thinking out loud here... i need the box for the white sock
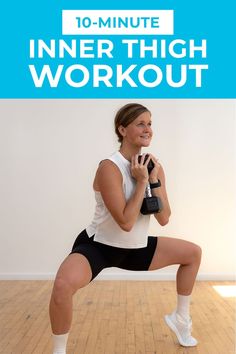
[176,294,191,321]
[52,333,69,354]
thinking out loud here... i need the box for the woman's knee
[190,243,202,263]
[52,271,88,304]
[51,276,74,305]
[52,254,93,299]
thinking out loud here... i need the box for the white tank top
[86,151,150,248]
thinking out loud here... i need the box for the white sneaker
[164,311,198,347]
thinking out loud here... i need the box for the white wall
[0,99,235,280]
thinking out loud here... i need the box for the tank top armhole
[96,158,124,186]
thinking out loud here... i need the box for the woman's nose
[144,124,152,132]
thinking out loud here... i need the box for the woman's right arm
[95,155,150,232]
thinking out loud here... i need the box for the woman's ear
[118,125,126,138]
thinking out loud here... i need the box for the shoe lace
[177,313,193,337]
[185,321,192,337]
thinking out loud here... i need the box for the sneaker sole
[164,314,197,347]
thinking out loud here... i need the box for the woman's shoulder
[94,158,123,191]
[97,158,121,175]
[97,151,120,170]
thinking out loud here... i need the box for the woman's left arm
[148,154,171,226]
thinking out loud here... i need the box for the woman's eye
[137,122,152,127]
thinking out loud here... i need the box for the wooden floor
[0,281,235,354]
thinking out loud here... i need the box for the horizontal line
[0,272,235,281]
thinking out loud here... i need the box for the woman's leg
[49,253,92,353]
[148,237,202,347]
[49,253,92,334]
[149,237,202,294]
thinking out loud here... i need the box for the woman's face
[121,111,153,147]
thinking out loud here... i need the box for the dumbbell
[138,154,155,174]
[138,154,162,215]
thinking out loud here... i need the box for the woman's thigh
[54,253,93,294]
[148,236,201,271]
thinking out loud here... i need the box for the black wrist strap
[150,179,161,189]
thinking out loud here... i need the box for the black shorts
[70,229,158,280]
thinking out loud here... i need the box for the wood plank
[0,280,235,353]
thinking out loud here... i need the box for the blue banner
[0,0,235,98]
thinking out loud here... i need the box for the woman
[49,103,202,353]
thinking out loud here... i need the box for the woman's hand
[148,154,161,183]
[131,154,151,183]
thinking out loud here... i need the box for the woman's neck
[119,144,141,162]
